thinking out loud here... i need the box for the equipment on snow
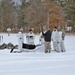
[10,43,41,53]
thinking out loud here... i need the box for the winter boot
[45,50,48,53]
[49,49,51,53]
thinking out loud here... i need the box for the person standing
[0,35,1,44]
[55,26,62,52]
[51,27,57,51]
[0,35,3,45]
[42,27,52,53]
[27,29,35,45]
[17,29,24,52]
[39,32,44,45]
[61,29,66,52]
[1,35,3,44]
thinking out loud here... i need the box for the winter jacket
[17,32,24,43]
[27,33,35,45]
[17,31,24,51]
[55,31,62,42]
[42,30,52,42]
[51,30,57,41]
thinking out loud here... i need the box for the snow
[0,33,75,75]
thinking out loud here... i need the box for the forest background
[0,0,75,33]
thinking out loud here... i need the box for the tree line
[0,0,74,33]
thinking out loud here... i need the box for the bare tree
[0,0,16,31]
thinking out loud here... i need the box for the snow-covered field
[0,33,75,75]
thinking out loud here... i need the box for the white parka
[55,31,62,42]
[51,30,62,42]
[27,32,35,45]
[51,30,57,42]
[17,32,24,51]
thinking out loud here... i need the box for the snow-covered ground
[0,33,75,75]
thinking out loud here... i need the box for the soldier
[17,29,24,52]
[55,26,62,52]
[39,31,44,45]
[61,29,66,52]
[27,29,35,45]
[42,27,52,53]
[0,35,1,44]
[51,27,57,51]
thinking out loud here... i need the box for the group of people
[42,26,66,53]
[17,26,66,53]
[17,29,35,52]
[51,26,66,53]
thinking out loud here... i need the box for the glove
[40,39,41,41]
[57,42,59,43]
[20,38,22,39]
